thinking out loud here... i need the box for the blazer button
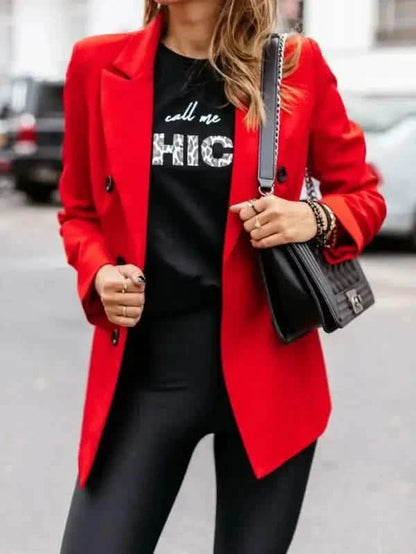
[111,328,120,346]
[276,166,288,183]
[116,255,126,265]
[105,175,114,192]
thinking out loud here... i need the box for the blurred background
[0,1,415,553]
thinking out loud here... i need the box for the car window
[36,84,64,117]
[9,79,29,115]
[344,96,416,133]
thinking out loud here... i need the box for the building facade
[1,0,415,94]
[304,0,416,94]
[0,0,144,84]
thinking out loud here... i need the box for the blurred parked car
[345,95,416,246]
[0,116,7,149]
[0,115,12,175]
[3,76,63,203]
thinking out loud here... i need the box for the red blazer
[58,13,386,488]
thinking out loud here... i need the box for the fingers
[117,264,146,287]
[243,210,271,232]
[101,291,145,307]
[96,264,147,327]
[119,279,139,294]
[107,313,143,327]
[100,270,145,296]
[246,220,276,241]
[229,196,273,220]
[246,214,295,246]
[230,196,308,248]
[102,279,141,295]
[250,233,289,249]
[239,209,292,246]
[105,301,144,327]
[99,266,146,301]
[109,304,144,319]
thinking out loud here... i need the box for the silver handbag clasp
[346,289,364,315]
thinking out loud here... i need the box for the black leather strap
[258,34,285,194]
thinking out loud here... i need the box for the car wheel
[25,185,52,204]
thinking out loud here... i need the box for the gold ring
[247,199,260,214]
[123,305,127,318]
[254,215,262,229]
[121,280,128,293]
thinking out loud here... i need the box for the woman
[58,0,386,552]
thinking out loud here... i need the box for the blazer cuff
[321,194,365,264]
[77,245,114,329]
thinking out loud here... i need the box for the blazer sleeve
[57,41,114,329]
[307,38,387,263]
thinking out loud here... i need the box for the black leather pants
[60,303,316,553]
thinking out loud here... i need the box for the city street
[1,188,415,554]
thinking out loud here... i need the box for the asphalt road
[1,188,415,554]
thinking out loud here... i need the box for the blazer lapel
[100,11,261,267]
[100,14,164,267]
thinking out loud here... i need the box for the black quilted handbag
[258,33,375,344]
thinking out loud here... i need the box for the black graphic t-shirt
[143,41,235,317]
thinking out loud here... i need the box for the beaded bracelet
[318,202,332,232]
[303,199,326,248]
[319,202,338,249]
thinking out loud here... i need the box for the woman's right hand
[94,264,146,327]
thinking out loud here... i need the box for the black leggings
[60,303,316,554]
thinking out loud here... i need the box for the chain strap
[305,168,318,201]
[272,33,287,195]
[259,34,287,197]
[267,33,317,202]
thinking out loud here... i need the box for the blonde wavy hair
[144,0,302,130]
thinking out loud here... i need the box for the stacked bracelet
[302,199,338,249]
[319,202,338,248]
[303,199,326,248]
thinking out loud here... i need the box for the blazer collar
[111,12,165,79]
[101,11,260,268]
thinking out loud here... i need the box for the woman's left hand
[229,196,320,248]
